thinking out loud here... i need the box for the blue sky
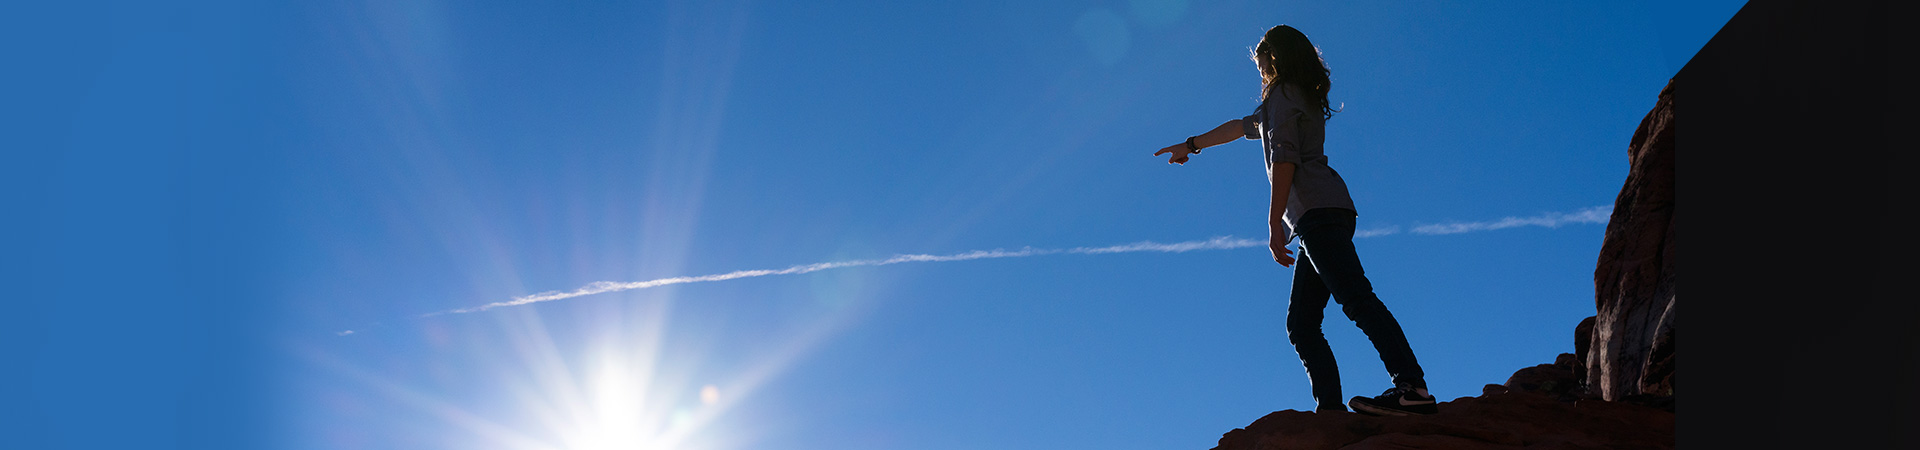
[7,1,1738,449]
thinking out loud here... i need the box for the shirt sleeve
[1263,94,1306,166]
[1241,113,1261,140]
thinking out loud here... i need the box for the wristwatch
[1185,136,1202,154]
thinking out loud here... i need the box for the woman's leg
[1294,208,1427,390]
[1287,246,1344,410]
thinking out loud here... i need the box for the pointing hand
[1155,143,1195,165]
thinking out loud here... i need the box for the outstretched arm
[1155,118,1250,165]
[1193,118,1250,149]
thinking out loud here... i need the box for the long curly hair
[1252,25,1338,119]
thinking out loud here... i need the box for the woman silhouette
[1154,25,1435,415]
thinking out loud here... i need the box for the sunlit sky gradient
[9,1,1740,449]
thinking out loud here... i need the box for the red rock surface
[1210,346,1670,450]
[1210,393,1673,450]
[1589,80,1676,401]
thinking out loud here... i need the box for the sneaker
[1349,387,1438,416]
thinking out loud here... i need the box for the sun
[558,356,660,450]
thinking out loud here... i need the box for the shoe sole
[1349,401,1436,416]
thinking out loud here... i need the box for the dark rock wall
[1589,81,1676,401]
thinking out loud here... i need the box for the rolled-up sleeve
[1263,101,1306,165]
[1241,114,1261,140]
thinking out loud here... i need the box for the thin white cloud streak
[423,206,1609,317]
[1355,226,1401,238]
[431,236,1266,315]
[1406,205,1612,235]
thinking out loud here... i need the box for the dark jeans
[1286,208,1426,410]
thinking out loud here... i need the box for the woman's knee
[1339,295,1389,318]
[1286,315,1325,341]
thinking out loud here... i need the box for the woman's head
[1252,25,1336,118]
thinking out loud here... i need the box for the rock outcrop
[1208,82,1677,450]
[1212,391,1672,450]
[1211,344,1673,450]
[1589,80,1676,401]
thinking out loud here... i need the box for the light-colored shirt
[1242,83,1357,244]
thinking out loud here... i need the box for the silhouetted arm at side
[1269,161,1296,267]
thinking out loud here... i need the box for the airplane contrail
[413,206,1611,318]
[1408,205,1612,235]
[429,236,1268,315]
